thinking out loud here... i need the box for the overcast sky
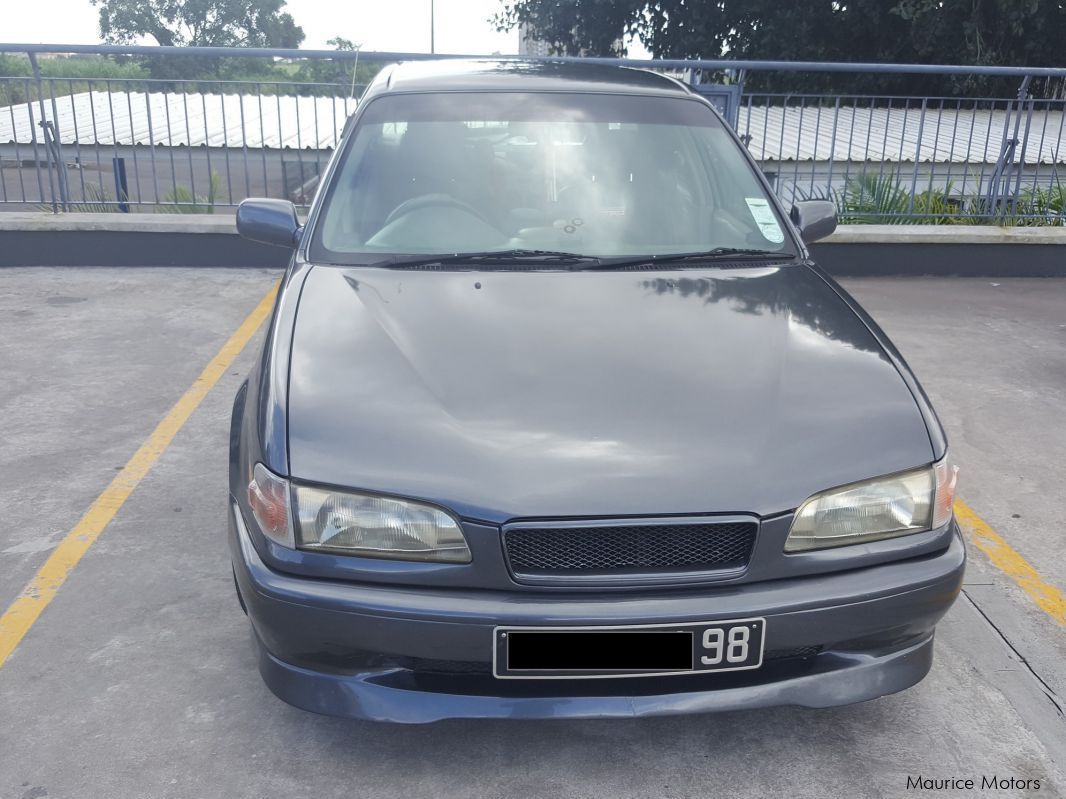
[3,0,523,53]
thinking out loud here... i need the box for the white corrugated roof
[738,105,1066,164]
[0,91,357,149]
[2,91,1063,163]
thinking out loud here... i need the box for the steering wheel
[383,193,494,228]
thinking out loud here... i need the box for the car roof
[363,59,696,100]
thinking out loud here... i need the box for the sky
[3,0,519,53]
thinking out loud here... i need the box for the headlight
[293,484,471,563]
[785,456,957,552]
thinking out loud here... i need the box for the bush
[0,54,149,105]
[156,172,220,214]
[38,183,125,213]
[833,174,1065,226]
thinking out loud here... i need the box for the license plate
[493,618,765,679]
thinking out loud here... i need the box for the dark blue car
[229,60,963,722]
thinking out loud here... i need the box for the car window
[311,91,792,263]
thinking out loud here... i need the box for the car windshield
[310,91,795,264]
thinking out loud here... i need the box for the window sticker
[745,197,785,244]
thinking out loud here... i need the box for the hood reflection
[641,270,881,355]
[286,264,929,521]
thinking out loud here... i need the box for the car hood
[287,264,933,522]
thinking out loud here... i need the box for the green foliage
[0,54,149,105]
[290,38,382,96]
[93,0,304,48]
[1023,180,1065,217]
[0,47,370,100]
[835,174,962,225]
[39,55,148,81]
[993,180,1066,226]
[0,55,28,77]
[91,0,304,80]
[497,0,1066,95]
[157,172,220,213]
[38,183,125,213]
[0,54,126,81]
[495,0,637,57]
[833,174,1066,226]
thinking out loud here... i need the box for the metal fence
[738,91,1065,223]
[1,43,1064,224]
[0,75,359,211]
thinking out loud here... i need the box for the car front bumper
[229,503,965,723]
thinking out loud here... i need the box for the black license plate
[493,618,765,679]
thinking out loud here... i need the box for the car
[229,59,963,723]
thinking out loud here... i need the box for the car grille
[504,520,757,584]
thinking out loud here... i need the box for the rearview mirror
[789,200,837,244]
[236,198,301,248]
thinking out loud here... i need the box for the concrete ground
[0,269,1063,799]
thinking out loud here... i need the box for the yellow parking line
[4,297,1061,668]
[0,282,279,669]
[955,498,1066,626]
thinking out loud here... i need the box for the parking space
[0,268,277,613]
[0,269,1063,798]
[846,277,1066,707]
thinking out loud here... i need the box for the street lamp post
[430,0,435,54]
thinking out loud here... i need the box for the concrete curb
[823,225,1066,245]
[0,212,235,235]
[1,213,1064,273]
[4,213,1066,243]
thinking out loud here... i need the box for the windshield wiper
[368,249,601,269]
[575,247,794,270]
[363,247,791,271]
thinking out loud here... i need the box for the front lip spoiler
[231,501,963,722]
[252,629,937,723]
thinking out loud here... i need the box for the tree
[92,0,305,80]
[93,0,304,48]
[496,0,640,56]
[496,0,1066,95]
[292,38,383,96]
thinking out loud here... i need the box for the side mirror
[236,198,301,248]
[789,200,837,244]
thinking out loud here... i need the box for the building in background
[518,22,551,57]
[2,86,1062,215]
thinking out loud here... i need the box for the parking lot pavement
[0,267,278,614]
[0,269,1063,799]
[843,277,1066,708]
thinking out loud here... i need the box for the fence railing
[1,43,1064,223]
[0,76,359,211]
[738,91,1065,224]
